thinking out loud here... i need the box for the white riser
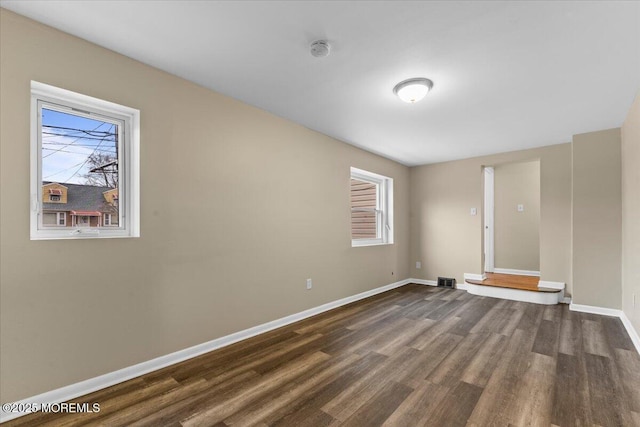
[463,281,562,305]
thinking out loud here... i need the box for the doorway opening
[483,160,540,276]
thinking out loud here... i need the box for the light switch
[470,208,477,216]
[517,204,524,212]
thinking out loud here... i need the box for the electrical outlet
[470,208,477,216]
[306,278,312,290]
[517,204,524,212]
[416,261,422,269]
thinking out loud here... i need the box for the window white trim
[350,167,393,247]
[30,81,140,240]
[57,212,66,226]
[483,166,495,272]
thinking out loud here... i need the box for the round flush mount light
[310,40,331,58]
[393,78,434,103]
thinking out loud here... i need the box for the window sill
[351,240,393,248]
[31,229,139,240]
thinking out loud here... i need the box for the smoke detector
[310,40,331,58]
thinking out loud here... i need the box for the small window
[30,82,139,239]
[103,213,117,227]
[42,212,66,227]
[350,167,393,247]
[42,212,57,226]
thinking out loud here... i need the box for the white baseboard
[538,280,565,290]
[456,282,470,291]
[569,303,621,317]
[620,311,640,356]
[570,303,640,355]
[409,279,437,286]
[493,268,540,277]
[1,278,413,423]
[464,272,486,281]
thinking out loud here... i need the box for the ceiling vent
[310,40,330,58]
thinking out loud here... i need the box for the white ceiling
[2,1,639,166]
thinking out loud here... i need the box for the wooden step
[462,273,564,305]
[465,273,561,293]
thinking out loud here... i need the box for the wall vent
[437,277,456,288]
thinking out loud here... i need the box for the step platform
[462,273,564,305]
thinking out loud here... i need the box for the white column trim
[484,166,495,273]
[538,280,565,290]
[464,272,486,281]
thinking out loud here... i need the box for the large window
[30,81,139,240]
[350,167,393,247]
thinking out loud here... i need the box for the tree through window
[31,81,139,239]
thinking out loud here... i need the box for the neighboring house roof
[42,181,117,214]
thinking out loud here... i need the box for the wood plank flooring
[465,272,561,293]
[5,284,639,427]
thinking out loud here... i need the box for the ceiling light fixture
[393,78,433,103]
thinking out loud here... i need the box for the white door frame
[484,166,494,273]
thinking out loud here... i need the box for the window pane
[350,178,378,239]
[42,212,57,226]
[351,210,378,239]
[41,107,120,229]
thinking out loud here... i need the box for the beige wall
[410,144,572,292]
[622,93,640,333]
[0,10,410,402]
[572,129,622,309]
[494,160,540,271]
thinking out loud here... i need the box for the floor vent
[437,277,456,288]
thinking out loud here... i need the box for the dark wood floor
[5,284,640,426]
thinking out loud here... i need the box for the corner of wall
[621,90,640,334]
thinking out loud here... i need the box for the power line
[63,124,115,183]
[42,120,114,159]
[43,160,88,179]
[42,124,116,136]
[43,147,116,155]
[42,131,117,142]
[43,141,116,149]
